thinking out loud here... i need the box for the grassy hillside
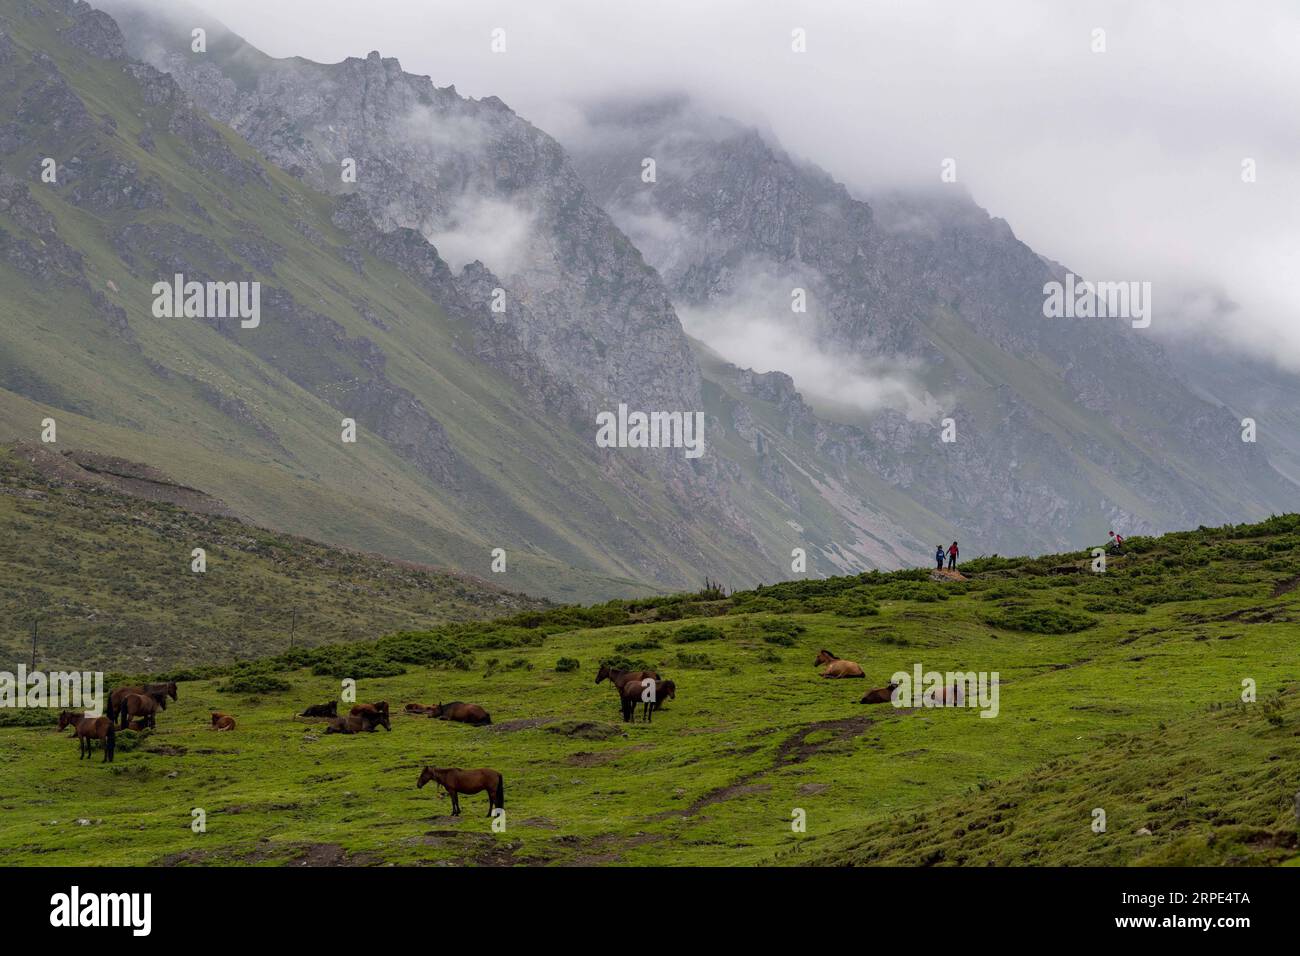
[0,443,546,671]
[0,0,788,603]
[1,515,1296,866]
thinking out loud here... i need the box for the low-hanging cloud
[125,0,1300,370]
[424,194,535,277]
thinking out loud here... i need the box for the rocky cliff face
[569,96,1298,552]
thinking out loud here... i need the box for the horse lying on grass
[815,650,865,678]
[428,702,491,725]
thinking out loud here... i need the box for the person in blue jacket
[935,545,945,570]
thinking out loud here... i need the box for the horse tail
[496,775,505,808]
[105,723,115,762]
[106,693,116,722]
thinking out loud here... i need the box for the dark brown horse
[860,681,899,704]
[118,692,164,729]
[299,701,337,718]
[58,711,115,762]
[324,708,388,734]
[108,682,176,720]
[595,664,661,690]
[619,677,675,723]
[428,702,491,726]
[417,766,504,816]
[814,650,865,678]
[349,701,390,729]
[211,712,236,731]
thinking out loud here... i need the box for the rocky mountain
[568,95,1299,550]
[2,0,1292,617]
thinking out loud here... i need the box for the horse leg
[451,792,461,816]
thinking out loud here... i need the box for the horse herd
[54,649,898,816]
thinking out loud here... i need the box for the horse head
[814,649,837,666]
[57,710,76,731]
[594,663,611,685]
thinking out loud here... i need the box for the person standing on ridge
[935,545,945,570]
[947,541,959,570]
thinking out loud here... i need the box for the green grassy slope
[0,443,547,670]
[1,515,1296,866]
[0,0,777,603]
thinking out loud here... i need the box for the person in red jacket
[1108,530,1124,553]
[947,541,959,570]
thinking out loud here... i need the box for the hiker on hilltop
[947,541,959,570]
[1108,530,1124,553]
[935,545,945,570]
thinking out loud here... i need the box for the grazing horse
[324,708,388,734]
[58,711,115,762]
[210,712,236,731]
[404,703,436,715]
[108,682,177,720]
[619,678,676,723]
[860,682,900,705]
[428,702,491,726]
[299,701,337,718]
[815,650,865,679]
[595,664,661,690]
[118,692,164,729]
[417,766,504,817]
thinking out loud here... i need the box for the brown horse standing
[595,664,660,690]
[428,702,491,726]
[815,650,865,679]
[417,766,504,817]
[210,712,236,731]
[108,682,177,721]
[118,692,164,729]
[619,677,676,723]
[58,711,115,762]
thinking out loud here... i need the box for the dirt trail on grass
[649,713,879,820]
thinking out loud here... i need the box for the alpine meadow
[0,0,1297,927]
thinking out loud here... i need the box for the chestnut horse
[118,692,164,729]
[417,766,504,816]
[58,711,115,762]
[595,664,660,690]
[860,681,899,704]
[108,682,176,720]
[349,701,390,729]
[428,702,491,726]
[619,677,676,723]
[815,649,865,679]
[324,709,388,733]
[211,712,236,731]
[404,703,436,715]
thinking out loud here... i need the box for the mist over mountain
[1,0,1295,612]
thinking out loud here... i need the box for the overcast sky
[130,0,1300,368]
